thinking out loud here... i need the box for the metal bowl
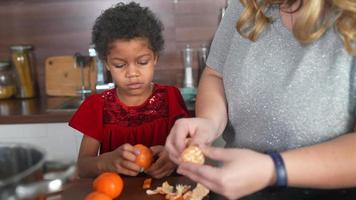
[0,143,76,200]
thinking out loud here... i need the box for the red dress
[69,84,190,154]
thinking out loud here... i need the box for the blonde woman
[166,0,356,199]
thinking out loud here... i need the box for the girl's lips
[127,83,143,89]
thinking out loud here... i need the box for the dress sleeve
[167,86,191,128]
[206,0,243,74]
[68,94,104,142]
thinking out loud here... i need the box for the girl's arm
[77,136,141,178]
[76,136,103,178]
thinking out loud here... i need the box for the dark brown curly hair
[92,2,165,61]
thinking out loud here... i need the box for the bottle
[180,45,196,103]
[10,45,37,98]
[183,44,194,88]
[197,44,209,84]
[218,0,228,23]
[0,61,16,99]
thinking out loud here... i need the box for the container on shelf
[0,60,16,99]
[10,44,37,98]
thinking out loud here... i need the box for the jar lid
[0,61,10,70]
[10,45,33,51]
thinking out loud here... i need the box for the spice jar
[0,61,16,99]
[10,45,37,98]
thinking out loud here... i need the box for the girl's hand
[177,146,276,200]
[165,118,219,164]
[145,145,176,179]
[100,143,141,176]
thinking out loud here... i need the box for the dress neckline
[114,83,157,109]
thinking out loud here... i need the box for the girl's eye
[113,63,125,68]
[138,60,149,65]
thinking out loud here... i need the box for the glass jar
[0,61,16,99]
[10,45,37,98]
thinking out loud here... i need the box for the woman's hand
[165,118,219,163]
[99,143,141,176]
[145,145,176,179]
[177,146,276,200]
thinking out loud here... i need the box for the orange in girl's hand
[93,172,124,199]
[85,191,112,200]
[134,144,153,171]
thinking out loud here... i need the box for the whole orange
[84,191,112,200]
[134,144,153,171]
[93,172,124,199]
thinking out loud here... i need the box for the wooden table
[53,175,198,200]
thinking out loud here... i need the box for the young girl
[69,2,189,179]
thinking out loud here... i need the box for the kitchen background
[0,0,226,96]
[0,0,226,161]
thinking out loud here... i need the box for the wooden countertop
[52,175,202,200]
[47,176,356,200]
[0,97,75,124]
[0,97,195,124]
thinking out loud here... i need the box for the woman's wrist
[266,151,288,187]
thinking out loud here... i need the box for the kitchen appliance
[0,143,76,200]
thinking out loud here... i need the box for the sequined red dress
[69,84,190,154]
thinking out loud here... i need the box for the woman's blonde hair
[236,0,356,55]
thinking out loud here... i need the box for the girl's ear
[105,62,110,71]
[153,55,158,65]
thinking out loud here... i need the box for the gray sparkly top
[206,0,356,152]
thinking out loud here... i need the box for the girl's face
[106,38,157,101]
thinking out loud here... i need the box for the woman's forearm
[283,132,356,188]
[196,66,228,138]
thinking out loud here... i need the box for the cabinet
[0,123,82,162]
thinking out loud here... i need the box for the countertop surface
[0,97,195,124]
[0,97,76,124]
[47,175,356,200]
[52,175,202,200]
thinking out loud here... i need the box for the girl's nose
[126,65,139,78]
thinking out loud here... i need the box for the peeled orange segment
[180,145,205,165]
[190,183,209,200]
[143,178,152,189]
[180,145,209,200]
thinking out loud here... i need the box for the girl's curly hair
[92,2,164,61]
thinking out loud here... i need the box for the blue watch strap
[267,151,288,187]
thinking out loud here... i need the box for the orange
[93,172,124,199]
[84,191,112,200]
[134,144,153,170]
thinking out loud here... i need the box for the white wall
[0,123,82,162]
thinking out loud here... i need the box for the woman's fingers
[165,119,191,163]
[200,145,234,162]
[177,162,221,191]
